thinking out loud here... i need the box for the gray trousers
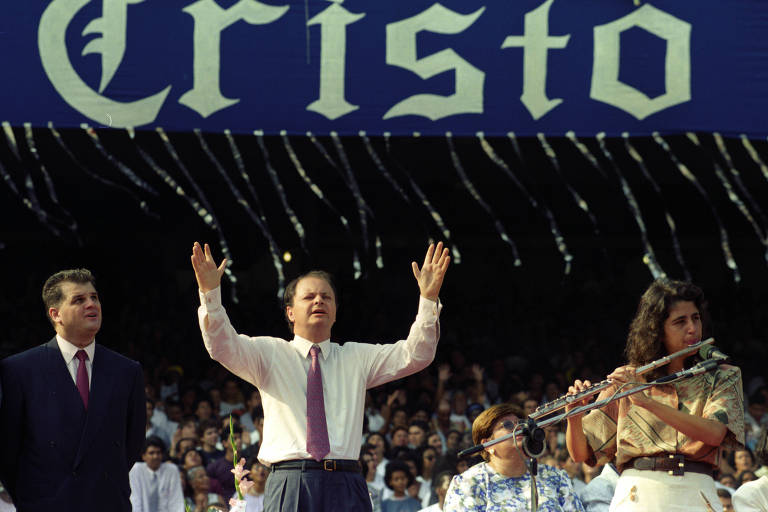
[265,467,373,512]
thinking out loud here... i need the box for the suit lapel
[74,344,114,469]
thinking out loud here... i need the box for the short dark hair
[42,268,97,325]
[384,460,414,489]
[143,435,166,455]
[197,419,220,438]
[716,488,732,499]
[282,270,337,332]
[471,403,525,462]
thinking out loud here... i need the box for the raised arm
[412,242,450,301]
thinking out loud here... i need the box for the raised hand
[411,242,451,301]
[438,364,453,382]
[191,242,227,293]
[471,364,484,381]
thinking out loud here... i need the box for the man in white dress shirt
[129,436,185,512]
[191,241,451,512]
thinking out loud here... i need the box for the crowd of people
[2,249,768,511]
[112,347,766,512]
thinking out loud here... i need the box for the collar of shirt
[290,334,331,359]
[56,334,96,365]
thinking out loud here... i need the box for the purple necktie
[75,350,89,410]
[306,345,329,461]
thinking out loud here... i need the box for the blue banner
[3,0,767,136]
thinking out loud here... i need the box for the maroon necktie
[306,345,329,461]
[75,350,89,410]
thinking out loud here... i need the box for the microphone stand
[457,358,722,512]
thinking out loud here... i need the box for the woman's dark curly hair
[624,278,710,381]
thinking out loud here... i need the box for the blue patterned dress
[443,462,585,512]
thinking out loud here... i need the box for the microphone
[698,344,730,361]
[655,359,720,384]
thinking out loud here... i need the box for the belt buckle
[667,454,685,476]
[323,460,336,471]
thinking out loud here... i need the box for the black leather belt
[271,459,362,472]
[625,454,713,477]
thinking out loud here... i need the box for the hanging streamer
[359,131,411,204]
[280,131,361,279]
[156,127,239,302]
[360,132,436,259]
[446,132,521,266]
[253,130,308,254]
[48,123,157,218]
[23,124,82,245]
[740,135,768,184]
[383,133,462,264]
[594,133,666,279]
[330,131,383,269]
[713,133,768,231]
[2,122,63,238]
[222,129,286,298]
[81,124,159,196]
[687,134,768,264]
[194,129,286,297]
[127,127,238,302]
[477,132,572,274]
[564,133,607,180]
[535,133,602,241]
[652,133,741,283]
[622,134,690,281]
[0,144,54,245]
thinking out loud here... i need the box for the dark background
[1,128,766,391]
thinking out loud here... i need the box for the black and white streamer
[383,133,462,264]
[446,132,521,266]
[477,132,572,274]
[2,122,64,238]
[23,124,81,245]
[254,130,308,254]
[49,123,157,218]
[652,133,741,283]
[687,134,768,264]
[280,131,361,279]
[622,134,691,281]
[594,133,666,279]
[535,133,602,243]
[329,132,383,269]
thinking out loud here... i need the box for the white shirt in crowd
[732,475,768,512]
[129,461,185,512]
[198,286,441,465]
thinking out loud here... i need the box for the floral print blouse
[443,462,585,512]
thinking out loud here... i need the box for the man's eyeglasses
[424,455,435,461]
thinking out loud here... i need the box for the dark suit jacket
[0,338,145,511]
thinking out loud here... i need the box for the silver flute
[529,337,715,420]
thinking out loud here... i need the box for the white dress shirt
[56,335,95,388]
[198,286,441,465]
[732,475,768,512]
[129,462,185,512]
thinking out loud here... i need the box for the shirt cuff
[417,295,442,318]
[199,286,223,311]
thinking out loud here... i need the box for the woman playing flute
[565,279,744,511]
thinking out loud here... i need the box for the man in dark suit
[0,268,145,511]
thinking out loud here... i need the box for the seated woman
[443,403,584,511]
[185,466,225,512]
